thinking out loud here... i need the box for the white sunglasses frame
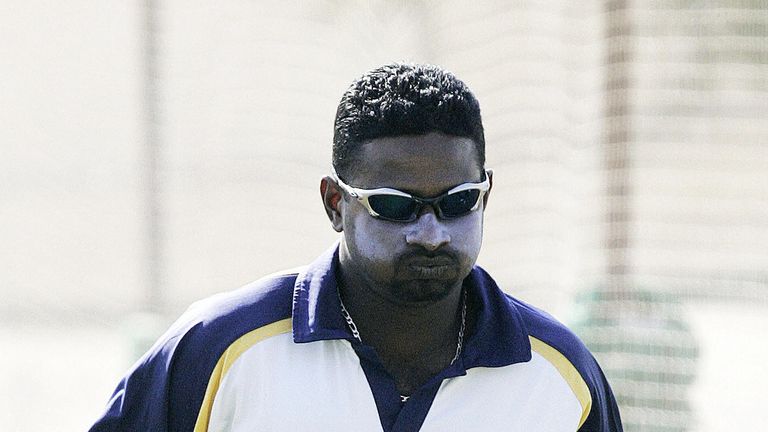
[330,167,492,222]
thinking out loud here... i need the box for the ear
[482,169,493,209]
[320,176,344,232]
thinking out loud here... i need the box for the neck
[337,263,465,391]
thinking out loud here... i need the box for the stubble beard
[387,278,460,304]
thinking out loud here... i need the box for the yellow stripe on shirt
[529,336,593,428]
[193,318,293,432]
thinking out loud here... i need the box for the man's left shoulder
[505,294,598,375]
[504,294,624,430]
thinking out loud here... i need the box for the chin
[390,279,457,305]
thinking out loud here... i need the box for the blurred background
[1,1,766,430]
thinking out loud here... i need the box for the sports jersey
[90,244,623,431]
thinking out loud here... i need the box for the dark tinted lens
[439,189,480,217]
[368,195,419,221]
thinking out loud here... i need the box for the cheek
[448,213,484,260]
[456,212,483,237]
[345,211,404,265]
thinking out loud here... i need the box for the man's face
[333,132,490,305]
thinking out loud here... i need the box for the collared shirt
[90,243,623,431]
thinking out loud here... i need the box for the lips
[400,255,458,280]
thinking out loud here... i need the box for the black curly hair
[332,63,485,177]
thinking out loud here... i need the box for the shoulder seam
[261,266,305,280]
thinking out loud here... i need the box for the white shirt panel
[208,334,383,432]
[421,351,583,431]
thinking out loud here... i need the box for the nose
[405,211,451,251]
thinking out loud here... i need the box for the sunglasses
[331,167,491,222]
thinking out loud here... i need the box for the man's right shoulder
[168,266,305,345]
[88,267,304,432]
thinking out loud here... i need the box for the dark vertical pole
[143,0,163,312]
[604,0,631,294]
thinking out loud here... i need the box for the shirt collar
[292,242,351,343]
[460,266,532,368]
[291,242,532,368]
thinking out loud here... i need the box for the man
[91,63,623,431]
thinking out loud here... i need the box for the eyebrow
[402,172,488,197]
[357,175,487,198]
[332,166,485,197]
[391,185,456,199]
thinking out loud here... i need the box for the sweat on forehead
[332,63,485,178]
